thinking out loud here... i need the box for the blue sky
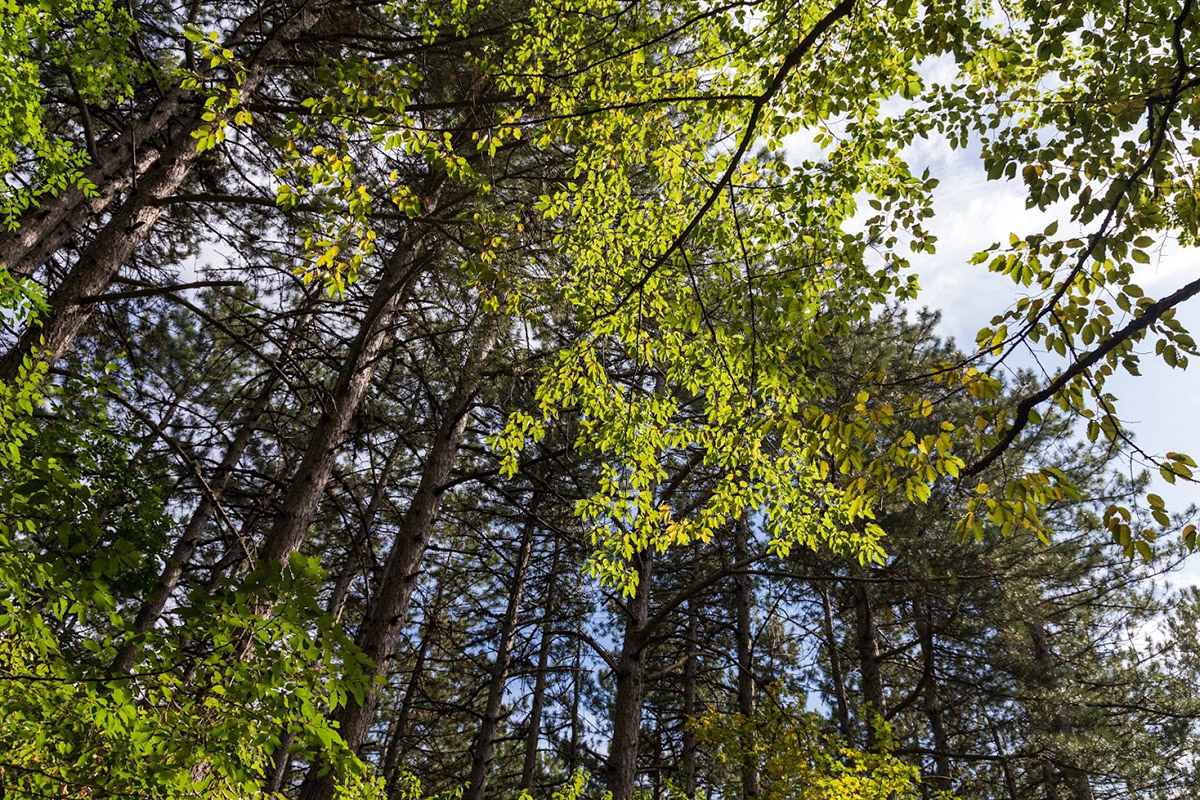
[787,102,1200,586]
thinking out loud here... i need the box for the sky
[786,103,1200,587]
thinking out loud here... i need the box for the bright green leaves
[0,0,135,228]
[181,27,254,153]
[692,687,924,800]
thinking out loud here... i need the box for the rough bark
[607,548,652,800]
[0,0,334,378]
[254,212,440,568]
[298,315,500,800]
[916,602,951,794]
[0,2,335,278]
[851,580,888,746]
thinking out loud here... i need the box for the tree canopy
[1,0,1199,798]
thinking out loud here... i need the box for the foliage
[0,0,137,228]
[692,687,927,800]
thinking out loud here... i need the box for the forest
[2,0,1200,798]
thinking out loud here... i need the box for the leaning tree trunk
[110,300,315,673]
[0,0,335,380]
[382,580,446,793]
[253,203,443,569]
[0,2,333,278]
[297,315,500,800]
[819,581,853,738]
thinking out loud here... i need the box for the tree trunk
[382,582,445,793]
[0,0,333,379]
[520,546,561,792]
[298,316,500,800]
[464,512,538,800]
[254,208,441,568]
[111,303,314,672]
[1025,619,1094,800]
[607,548,652,800]
[0,2,330,277]
[851,580,887,747]
[733,521,760,800]
[916,601,951,794]
[820,583,852,738]
[681,548,699,797]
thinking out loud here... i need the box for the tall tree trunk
[819,582,852,738]
[1025,619,1094,800]
[464,511,538,800]
[111,303,314,672]
[382,582,446,793]
[851,580,888,747]
[681,548,699,797]
[0,0,333,379]
[568,634,583,776]
[916,601,951,794]
[0,3,332,277]
[733,521,760,800]
[254,207,442,568]
[298,316,500,800]
[520,546,561,792]
[607,548,652,800]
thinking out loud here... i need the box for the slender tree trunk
[382,584,445,793]
[568,635,583,776]
[681,548,699,797]
[464,512,538,800]
[111,305,314,672]
[607,548,652,800]
[851,580,887,747]
[298,316,500,800]
[916,602,951,794]
[520,547,561,792]
[733,521,759,800]
[0,0,333,379]
[820,583,852,738]
[1025,619,1094,800]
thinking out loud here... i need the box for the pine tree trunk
[681,548,700,797]
[820,583,852,738]
[298,316,499,800]
[0,0,333,379]
[382,583,445,793]
[607,549,652,800]
[464,512,538,800]
[851,580,888,746]
[254,210,441,568]
[733,521,760,800]
[916,602,951,793]
[520,547,561,792]
[111,304,314,673]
